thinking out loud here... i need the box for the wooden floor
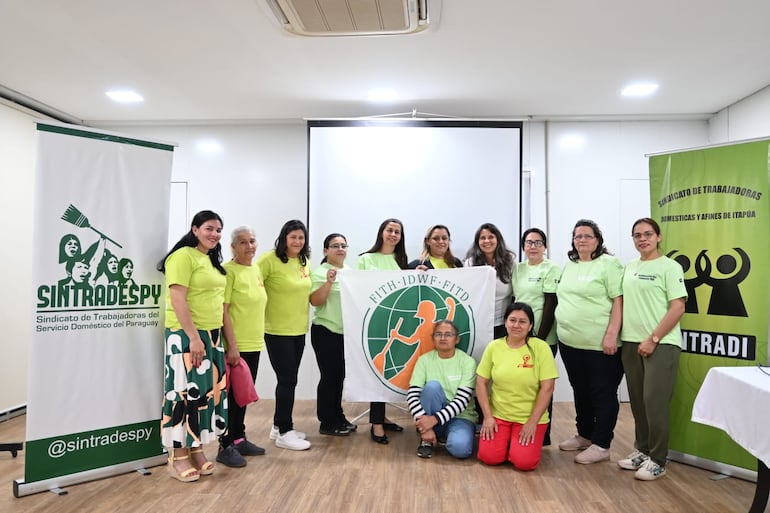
[0,401,762,513]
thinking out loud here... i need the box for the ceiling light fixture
[105,90,144,103]
[621,82,659,97]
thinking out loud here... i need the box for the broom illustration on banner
[60,204,123,248]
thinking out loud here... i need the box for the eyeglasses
[631,231,656,240]
[524,240,544,247]
[433,332,457,339]
[573,234,595,240]
[430,236,449,242]
[328,244,348,249]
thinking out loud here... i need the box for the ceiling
[2,0,770,125]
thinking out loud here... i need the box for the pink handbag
[226,357,259,407]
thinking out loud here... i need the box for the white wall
[0,101,37,413]
[709,85,770,143]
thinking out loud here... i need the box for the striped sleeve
[407,385,425,419]
[434,386,473,425]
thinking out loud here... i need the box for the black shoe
[417,441,433,459]
[320,425,351,437]
[383,422,403,432]
[216,444,247,468]
[370,426,389,444]
[543,438,552,447]
[235,438,266,456]
[341,419,358,432]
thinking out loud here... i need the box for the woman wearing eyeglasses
[617,218,686,481]
[555,219,624,464]
[408,225,463,270]
[406,319,478,459]
[512,228,561,445]
[476,302,558,470]
[310,233,357,437]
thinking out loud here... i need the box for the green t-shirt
[409,349,478,423]
[429,256,450,269]
[164,246,226,330]
[223,260,267,352]
[311,262,346,334]
[512,259,561,345]
[621,256,687,346]
[555,254,624,351]
[476,337,558,424]
[257,250,311,336]
[357,252,401,270]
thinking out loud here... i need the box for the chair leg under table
[0,442,23,457]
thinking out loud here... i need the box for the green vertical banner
[649,139,770,471]
[16,123,173,497]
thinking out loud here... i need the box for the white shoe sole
[275,439,311,451]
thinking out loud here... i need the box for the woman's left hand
[226,345,240,366]
[519,421,537,446]
[480,417,498,441]
[638,338,657,357]
[602,335,618,355]
[326,268,337,283]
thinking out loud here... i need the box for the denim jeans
[420,381,475,459]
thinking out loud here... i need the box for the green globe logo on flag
[362,285,475,393]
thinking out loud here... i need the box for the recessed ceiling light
[367,88,398,102]
[559,134,586,149]
[105,90,144,103]
[621,82,659,97]
[196,139,223,155]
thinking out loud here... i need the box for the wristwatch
[651,335,660,344]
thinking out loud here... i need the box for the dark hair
[95,249,119,283]
[521,228,548,250]
[632,217,662,249]
[158,210,226,275]
[274,219,310,265]
[58,234,81,263]
[504,302,536,357]
[118,258,134,284]
[568,219,611,262]
[361,218,408,269]
[466,223,514,283]
[320,233,346,264]
[420,224,459,268]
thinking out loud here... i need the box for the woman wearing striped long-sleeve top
[406,320,478,459]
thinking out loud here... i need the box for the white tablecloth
[692,366,770,466]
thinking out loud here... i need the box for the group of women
[158,211,685,483]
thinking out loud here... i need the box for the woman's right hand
[480,417,498,441]
[190,337,206,368]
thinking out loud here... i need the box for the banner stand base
[13,454,167,498]
[669,450,757,482]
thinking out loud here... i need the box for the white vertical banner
[340,267,496,402]
[16,123,173,496]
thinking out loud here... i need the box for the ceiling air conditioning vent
[264,0,435,37]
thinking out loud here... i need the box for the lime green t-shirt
[555,254,624,351]
[429,256,450,269]
[223,260,267,352]
[409,349,478,423]
[164,246,226,330]
[620,256,687,346]
[257,250,311,336]
[476,337,558,424]
[311,262,347,334]
[512,259,561,345]
[357,252,401,270]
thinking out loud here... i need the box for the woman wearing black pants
[310,233,356,436]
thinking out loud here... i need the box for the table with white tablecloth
[692,366,770,513]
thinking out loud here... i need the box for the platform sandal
[167,453,200,483]
[190,448,215,475]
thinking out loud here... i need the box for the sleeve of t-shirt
[310,266,326,294]
[665,259,688,302]
[257,252,272,280]
[224,267,235,303]
[460,354,477,388]
[409,354,428,387]
[357,254,371,270]
[534,339,559,381]
[542,262,561,294]
[603,256,624,299]
[165,249,193,288]
[476,342,494,379]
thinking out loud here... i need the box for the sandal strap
[168,454,190,462]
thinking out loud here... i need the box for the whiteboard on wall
[307,120,523,266]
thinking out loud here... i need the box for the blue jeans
[421,381,475,459]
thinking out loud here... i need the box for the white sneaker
[558,435,591,451]
[635,459,666,481]
[574,444,610,464]
[275,430,311,451]
[270,425,306,441]
[618,450,649,470]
